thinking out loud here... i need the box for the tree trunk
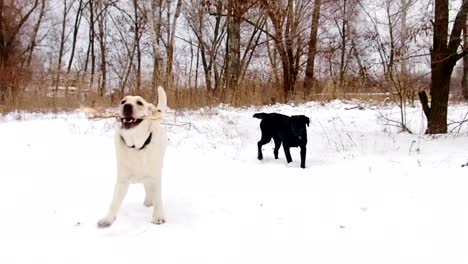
[225,0,242,90]
[0,1,37,100]
[462,23,468,100]
[189,2,224,92]
[65,0,84,96]
[194,43,200,89]
[277,40,297,100]
[304,0,322,96]
[420,0,468,133]
[338,0,347,89]
[284,0,296,98]
[97,2,106,96]
[88,0,96,92]
[55,0,70,92]
[265,24,279,85]
[0,0,8,101]
[400,0,408,85]
[132,0,141,93]
[281,59,293,99]
[147,0,164,90]
[166,0,182,90]
[25,0,46,67]
[261,0,299,100]
[427,59,454,133]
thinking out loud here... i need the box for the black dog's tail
[253,112,268,119]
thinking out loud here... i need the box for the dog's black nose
[123,103,133,116]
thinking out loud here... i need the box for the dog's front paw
[257,154,263,160]
[143,200,153,207]
[151,216,166,225]
[97,217,115,228]
[301,164,306,169]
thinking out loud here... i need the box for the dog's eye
[137,101,143,106]
[121,100,126,105]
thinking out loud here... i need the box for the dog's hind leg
[97,181,130,228]
[300,145,306,169]
[257,135,271,160]
[273,137,282,159]
[283,144,293,163]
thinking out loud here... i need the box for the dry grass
[0,80,406,114]
[170,82,279,109]
[0,82,277,113]
[0,91,112,113]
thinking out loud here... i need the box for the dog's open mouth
[121,116,144,129]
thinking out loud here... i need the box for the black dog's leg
[273,137,282,159]
[257,136,271,160]
[283,144,293,163]
[300,145,306,169]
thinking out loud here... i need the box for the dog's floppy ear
[302,115,310,127]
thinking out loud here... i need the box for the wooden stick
[76,107,163,120]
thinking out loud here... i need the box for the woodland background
[1,0,468,133]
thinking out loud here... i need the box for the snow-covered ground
[1,101,468,264]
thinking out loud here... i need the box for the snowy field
[1,100,468,264]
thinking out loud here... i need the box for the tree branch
[6,0,39,47]
[418,90,431,120]
[448,0,468,54]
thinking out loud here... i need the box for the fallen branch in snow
[376,111,413,134]
[345,105,365,110]
[163,121,192,127]
[75,107,163,121]
[448,112,468,133]
[162,122,197,133]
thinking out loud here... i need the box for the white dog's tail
[156,86,167,113]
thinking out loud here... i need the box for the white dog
[97,86,168,228]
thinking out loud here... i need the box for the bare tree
[259,0,311,100]
[64,0,85,95]
[96,0,108,96]
[166,0,183,89]
[400,0,409,91]
[239,13,267,81]
[83,0,117,95]
[224,0,252,90]
[462,21,468,100]
[107,2,136,94]
[265,22,280,85]
[187,0,226,91]
[25,0,46,67]
[0,0,39,101]
[54,0,72,92]
[304,0,322,96]
[359,0,418,132]
[146,0,164,90]
[419,0,468,133]
[337,0,348,89]
[127,0,143,93]
[85,0,97,91]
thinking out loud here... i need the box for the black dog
[253,112,310,168]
